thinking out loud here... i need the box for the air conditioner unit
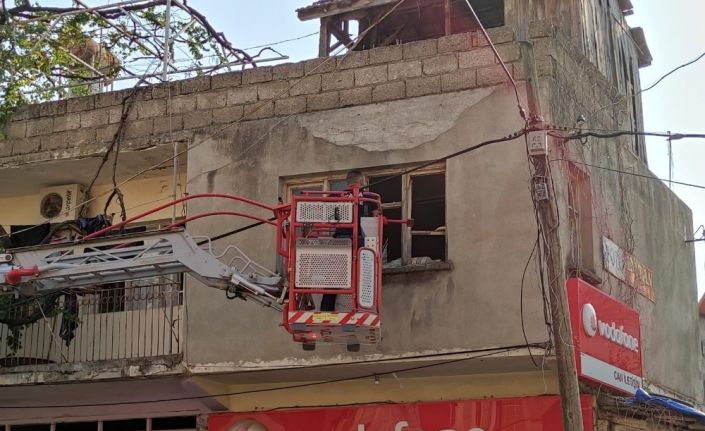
[38,184,86,223]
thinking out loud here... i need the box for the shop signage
[209,395,594,431]
[601,236,655,301]
[567,277,643,394]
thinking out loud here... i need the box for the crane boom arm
[0,229,284,310]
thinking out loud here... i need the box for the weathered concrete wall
[183,82,544,368]
[528,22,701,402]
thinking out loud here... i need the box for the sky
[35,0,705,297]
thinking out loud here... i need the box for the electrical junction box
[527,130,548,155]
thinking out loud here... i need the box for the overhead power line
[640,51,705,94]
[550,159,705,191]
[242,31,319,51]
[462,0,526,120]
[552,129,705,141]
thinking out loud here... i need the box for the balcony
[0,278,183,372]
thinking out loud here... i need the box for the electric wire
[639,50,705,94]
[520,236,539,367]
[551,129,705,141]
[461,0,525,119]
[0,344,539,409]
[241,31,319,51]
[367,128,530,190]
[549,159,705,191]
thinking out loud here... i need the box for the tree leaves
[0,0,239,137]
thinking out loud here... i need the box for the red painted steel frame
[83,193,278,240]
[283,186,384,339]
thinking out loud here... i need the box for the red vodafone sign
[567,277,643,394]
[209,396,594,431]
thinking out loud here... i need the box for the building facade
[0,0,701,430]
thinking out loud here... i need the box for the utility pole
[529,128,585,431]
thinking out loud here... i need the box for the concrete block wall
[0,26,521,162]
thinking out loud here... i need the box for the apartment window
[567,165,595,275]
[285,164,446,267]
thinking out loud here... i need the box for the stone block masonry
[2,27,521,160]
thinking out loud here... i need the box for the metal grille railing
[0,277,183,368]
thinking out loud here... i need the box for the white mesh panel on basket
[296,201,353,223]
[358,249,375,308]
[295,238,352,288]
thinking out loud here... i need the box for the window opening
[369,175,403,262]
[286,165,446,268]
[410,172,446,261]
[567,166,594,274]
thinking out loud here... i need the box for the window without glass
[285,164,446,267]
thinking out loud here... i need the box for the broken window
[410,172,446,261]
[285,164,446,268]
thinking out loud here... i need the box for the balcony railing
[0,277,183,368]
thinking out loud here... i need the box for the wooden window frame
[284,163,446,267]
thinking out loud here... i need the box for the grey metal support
[1,229,284,310]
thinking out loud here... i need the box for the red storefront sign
[209,395,593,431]
[567,277,643,394]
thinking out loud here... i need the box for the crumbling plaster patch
[296,87,494,151]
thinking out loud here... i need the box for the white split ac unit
[38,184,86,223]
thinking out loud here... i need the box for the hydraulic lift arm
[0,228,285,309]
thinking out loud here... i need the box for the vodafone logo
[581,304,598,337]
[581,303,639,353]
